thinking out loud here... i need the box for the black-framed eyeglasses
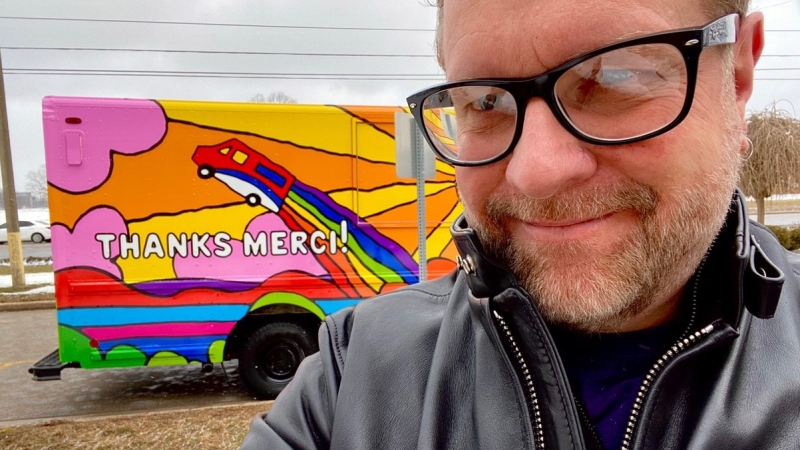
[406,14,739,166]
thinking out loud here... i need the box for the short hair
[431,0,750,68]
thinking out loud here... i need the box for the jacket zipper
[493,310,546,449]
[575,398,605,450]
[619,255,716,450]
[489,241,722,449]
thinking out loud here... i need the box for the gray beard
[467,178,735,332]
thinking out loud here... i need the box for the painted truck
[30,96,461,398]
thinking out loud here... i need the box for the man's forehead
[441,0,705,79]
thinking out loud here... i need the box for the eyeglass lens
[419,43,689,163]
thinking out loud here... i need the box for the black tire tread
[238,321,317,399]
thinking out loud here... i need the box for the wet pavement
[0,242,53,261]
[0,309,263,426]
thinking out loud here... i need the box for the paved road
[753,212,800,227]
[0,242,52,260]
[0,309,262,426]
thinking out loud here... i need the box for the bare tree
[739,102,800,223]
[25,164,48,200]
[250,92,297,104]
[249,93,266,103]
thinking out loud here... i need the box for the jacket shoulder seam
[377,285,452,304]
[327,317,346,378]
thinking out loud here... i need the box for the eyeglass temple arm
[703,14,739,48]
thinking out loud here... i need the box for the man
[242,0,800,448]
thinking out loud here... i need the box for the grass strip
[0,402,272,450]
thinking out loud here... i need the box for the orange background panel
[50,122,359,228]
[336,105,404,137]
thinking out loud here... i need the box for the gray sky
[0,0,798,192]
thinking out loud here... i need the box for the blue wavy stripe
[316,299,361,315]
[255,163,287,188]
[59,305,250,327]
[99,335,228,362]
[217,169,283,207]
[292,181,419,284]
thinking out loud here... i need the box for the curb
[0,300,55,312]
[0,400,273,428]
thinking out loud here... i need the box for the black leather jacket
[242,193,800,449]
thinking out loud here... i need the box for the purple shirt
[551,322,678,450]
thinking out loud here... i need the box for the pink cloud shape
[52,207,127,278]
[173,213,327,282]
[43,97,167,193]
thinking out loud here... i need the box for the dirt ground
[0,402,272,450]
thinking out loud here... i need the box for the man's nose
[503,100,597,199]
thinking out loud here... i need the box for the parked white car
[0,220,52,243]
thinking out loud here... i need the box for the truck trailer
[29,96,461,398]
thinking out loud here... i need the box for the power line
[7,66,798,75]
[3,68,442,77]
[0,15,435,32]
[4,69,794,82]
[1,46,796,60]
[0,46,435,58]
[0,15,794,34]
[2,62,796,77]
[1,68,445,81]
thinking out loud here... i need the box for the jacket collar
[451,190,785,324]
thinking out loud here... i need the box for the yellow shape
[161,102,399,161]
[148,351,188,367]
[435,159,455,176]
[354,121,397,164]
[118,204,266,283]
[220,147,230,155]
[283,196,329,236]
[232,150,248,164]
[343,249,384,294]
[331,182,454,220]
[417,202,464,261]
[208,340,226,363]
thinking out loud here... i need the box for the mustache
[484,183,659,223]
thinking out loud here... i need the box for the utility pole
[0,50,26,287]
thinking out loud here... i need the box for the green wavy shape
[249,291,325,319]
[59,326,146,368]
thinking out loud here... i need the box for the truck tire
[197,166,215,179]
[245,194,261,207]
[238,321,317,399]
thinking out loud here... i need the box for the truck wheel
[197,166,215,179]
[31,233,45,243]
[238,321,317,399]
[245,194,261,207]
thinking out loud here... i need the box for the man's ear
[733,12,765,117]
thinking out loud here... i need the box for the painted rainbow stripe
[58,305,250,327]
[82,321,236,341]
[58,299,361,329]
[96,335,225,359]
[290,180,419,284]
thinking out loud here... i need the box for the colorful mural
[43,97,461,369]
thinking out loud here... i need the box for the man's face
[442,0,753,332]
